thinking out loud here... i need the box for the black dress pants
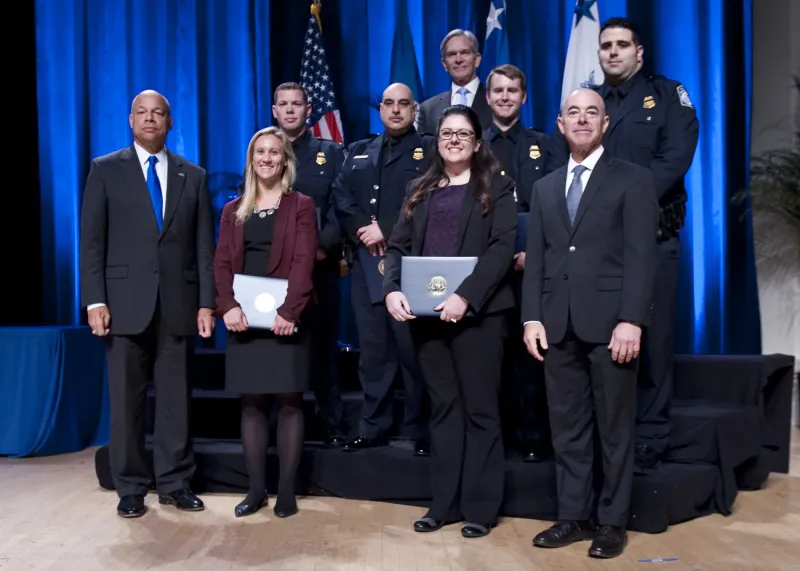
[308,256,343,432]
[105,304,194,497]
[544,322,637,528]
[636,236,680,454]
[350,260,427,439]
[410,313,507,525]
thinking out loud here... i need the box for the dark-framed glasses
[438,129,475,141]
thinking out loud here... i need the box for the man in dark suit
[416,29,493,136]
[552,19,699,470]
[523,88,659,558]
[482,64,556,463]
[332,83,431,454]
[271,82,346,446]
[80,90,216,518]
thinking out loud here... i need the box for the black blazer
[79,145,216,336]
[416,83,493,136]
[521,151,659,345]
[383,174,517,315]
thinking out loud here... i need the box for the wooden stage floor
[1,427,798,571]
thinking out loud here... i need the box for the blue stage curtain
[36,0,759,355]
[0,326,108,457]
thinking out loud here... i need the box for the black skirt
[224,209,310,395]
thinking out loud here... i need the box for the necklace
[254,194,281,218]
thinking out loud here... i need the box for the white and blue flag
[561,0,604,104]
[483,0,509,72]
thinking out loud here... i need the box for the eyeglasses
[438,129,475,141]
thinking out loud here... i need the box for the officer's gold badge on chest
[413,147,424,160]
[529,145,540,159]
[316,152,326,165]
[643,95,655,109]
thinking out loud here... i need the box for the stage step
[94,438,720,535]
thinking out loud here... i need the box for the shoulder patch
[676,84,693,108]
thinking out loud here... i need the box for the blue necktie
[567,164,587,225]
[457,86,469,105]
[147,155,163,231]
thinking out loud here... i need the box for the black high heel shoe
[234,493,268,517]
[273,495,298,518]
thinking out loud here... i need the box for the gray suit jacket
[416,82,493,136]
[79,145,216,336]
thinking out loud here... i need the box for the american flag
[300,1,345,143]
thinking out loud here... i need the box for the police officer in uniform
[333,83,432,454]
[553,18,699,470]
[482,64,556,463]
[271,82,347,445]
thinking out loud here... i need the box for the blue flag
[390,0,424,104]
[483,0,509,72]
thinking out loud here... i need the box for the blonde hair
[236,126,297,222]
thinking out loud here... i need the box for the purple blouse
[421,184,468,257]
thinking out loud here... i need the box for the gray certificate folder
[233,274,289,329]
[401,256,478,316]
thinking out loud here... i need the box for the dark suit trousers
[307,256,343,431]
[350,260,426,439]
[636,236,680,452]
[105,302,194,497]
[502,273,550,447]
[545,322,637,528]
[411,314,507,525]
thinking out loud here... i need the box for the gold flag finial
[311,0,323,34]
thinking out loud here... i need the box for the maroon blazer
[214,190,319,323]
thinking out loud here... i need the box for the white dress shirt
[87,143,169,312]
[523,145,605,327]
[450,76,481,107]
[565,145,604,196]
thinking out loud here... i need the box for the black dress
[225,211,311,395]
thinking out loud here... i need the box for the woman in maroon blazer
[214,126,318,518]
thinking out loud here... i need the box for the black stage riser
[94,441,722,535]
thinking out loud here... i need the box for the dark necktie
[567,164,587,225]
[147,155,164,231]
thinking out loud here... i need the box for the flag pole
[311,0,323,34]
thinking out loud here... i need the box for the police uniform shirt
[488,121,524,177]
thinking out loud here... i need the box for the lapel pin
[178,172,185,177]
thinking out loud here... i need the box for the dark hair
[599,17,641,45]
[273,82,309,105]
[487,64,527,93]
[404,105,499,217]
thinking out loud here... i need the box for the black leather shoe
[117,495,146,518]
[158,489,205,511]
[588,525,627,558]
[461,522,492,538]
[414,438,430,456]
[533,520,595,548]
[326,432,347,447]
[634,444,663,473]
[523,450,545,463]
[235,494,267,517]
[342,436,384,451]
[414,516,444,532]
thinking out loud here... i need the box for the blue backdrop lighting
[34,0,760,355]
